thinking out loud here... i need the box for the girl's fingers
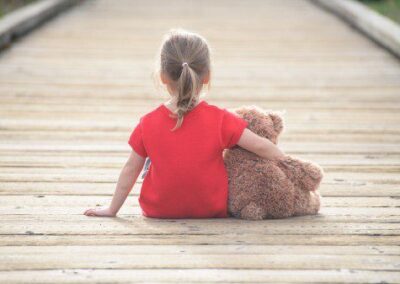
[84,208,111,217]
[84,208,96,216]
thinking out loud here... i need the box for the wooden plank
[1,234,398,246]
[2,207,400,224]
[2,208,400,223]
[1,245,399,274]
[0,98,400,108]
[1,97,400,109]
[1,216,399,236]
[0,269,399,284]
[1,252,399,271]
[2,245,399,255]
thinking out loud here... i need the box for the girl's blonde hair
[154,28,211,131]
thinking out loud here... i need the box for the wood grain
[0,0,399,283]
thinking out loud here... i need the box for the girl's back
[129,100,248,218]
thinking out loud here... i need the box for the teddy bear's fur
[223,105,324,220]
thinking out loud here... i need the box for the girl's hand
[83,207,116,217]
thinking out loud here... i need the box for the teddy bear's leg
[278,156,324,192]
[239,202,265,220]
[258,165,296,219]
[294,189,321,216]
[228,191,247,218]
[264,179,295,219]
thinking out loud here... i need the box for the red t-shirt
[128,100,248,219]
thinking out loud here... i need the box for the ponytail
[169,62,201,131]
[157,28,211,131]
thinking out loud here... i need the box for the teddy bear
[223,105,324,220]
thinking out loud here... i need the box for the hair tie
[182,62,188,67]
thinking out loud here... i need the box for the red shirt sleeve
[220,109,248,149]
[128,118,148,158]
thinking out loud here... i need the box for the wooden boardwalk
[1,0,399,282]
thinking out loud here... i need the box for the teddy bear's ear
[269,111,285,135]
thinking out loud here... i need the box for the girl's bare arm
[237,128,286,161]
[83,150,146,217]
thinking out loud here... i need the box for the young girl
[84,29,286,219]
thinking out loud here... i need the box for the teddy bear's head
[232,105,285,144]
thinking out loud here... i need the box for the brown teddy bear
[223,105,323,220]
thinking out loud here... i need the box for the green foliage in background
[0,0,37,18]
[358,0,400,24]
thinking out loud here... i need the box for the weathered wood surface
[0,0,399,283]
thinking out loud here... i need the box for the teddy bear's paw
[240,202,265,220]
[302,162,324,192]
[309,191,322,214]
[311,191,322,214]
[277,156,323,192]
[293,190,322,216]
